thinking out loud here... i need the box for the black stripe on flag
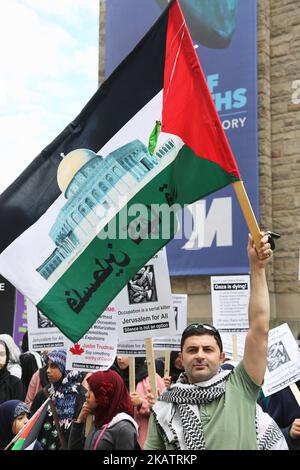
[0,4,170,253]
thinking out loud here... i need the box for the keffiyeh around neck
[153,369,286,450]
[154,368,230,450]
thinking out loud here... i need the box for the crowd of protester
[0,235,299,451]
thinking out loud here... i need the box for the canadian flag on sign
[69,343,84,355]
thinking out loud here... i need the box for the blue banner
[105,0,258,275]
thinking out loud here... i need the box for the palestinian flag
[0,0,240,342]
[9,399,49,450]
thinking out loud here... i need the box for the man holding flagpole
[145,233,287,450]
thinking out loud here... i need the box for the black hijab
[19,352,39,391]
[111,357,149,389]
[169,351,184,383]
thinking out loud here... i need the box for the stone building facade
[98,0,300,337]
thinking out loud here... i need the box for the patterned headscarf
[0,400,29,449]
[47,349,67,375]
[87,370,134,428]
[14,401,30,418]
[47,349,82,430]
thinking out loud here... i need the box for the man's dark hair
[181,323,223,352]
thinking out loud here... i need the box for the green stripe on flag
[171,145,240,205]
[11,438,25,450]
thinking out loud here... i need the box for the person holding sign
[259,380,300,450]
[163,351,184,388]
[145,234,287,450]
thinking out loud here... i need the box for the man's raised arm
[243,233,273,385]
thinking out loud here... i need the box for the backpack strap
[92,421,111,450]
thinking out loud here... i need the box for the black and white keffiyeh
[152,369,287,450]
[256,404,287,450]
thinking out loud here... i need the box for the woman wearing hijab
[163,351,184,387]
[115,356,166,449]
[30,349,86,450]
[0,340,25,405]
[21,332,29,353]
[68,369,139,450]
[0,399,43,450]
[20,351,44,394]
[0,334,22,379]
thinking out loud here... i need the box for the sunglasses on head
[181,323,223,350]
[183,323,220,336]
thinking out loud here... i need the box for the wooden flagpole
[232,181,261,249]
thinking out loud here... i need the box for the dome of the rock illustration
[57,148,98,193]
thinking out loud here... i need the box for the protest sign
[262,323,300,397]
[117,249,175,341]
